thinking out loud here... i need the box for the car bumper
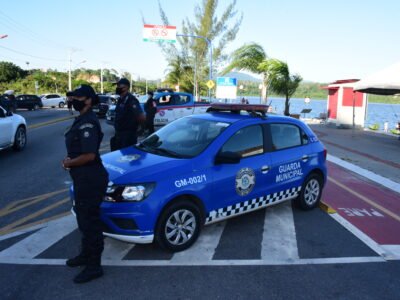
[103,232,154,244]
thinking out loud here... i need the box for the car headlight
[105,183,155,202]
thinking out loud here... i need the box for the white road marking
[261,202,299,261]
[102,237,135,260]
[0,223,46,241]
[327,154,400,194]
[380,245,400,260]
[0,215,76,259]
[329,213,391,259]
[171,222,226,262]
[0,256,385,266]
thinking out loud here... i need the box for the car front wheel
[13,126,27,151]
[59,102,65,108]
[155,201,202,252]
[33,104,40,110]
[295,173,323,210]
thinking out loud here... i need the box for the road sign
[206,80,215,89]
[216,77,237,99]
[143,24,176,43]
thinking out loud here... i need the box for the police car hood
[101,146,190,184]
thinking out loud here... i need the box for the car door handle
[167,109,173,111]
[186,108,192,110]
[301,155,309,162]
[261,165,270,174]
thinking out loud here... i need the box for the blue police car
[81,104,327,252]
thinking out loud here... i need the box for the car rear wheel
[155,201,202,252]
[294,173,323,210]
[33,104,40,110]
[13,126,27,151]
[59,102,65,108]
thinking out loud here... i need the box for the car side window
[270,123,302,150]
[175,95,190,105]
[221,125,264,158]
[157,95,173,106]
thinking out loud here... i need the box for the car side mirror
[6,110,13,117]
[215,151,241,165]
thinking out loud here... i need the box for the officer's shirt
[114,93,143,132]
[65,110,103,163]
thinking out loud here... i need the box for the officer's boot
[66,254,88,267]
[73,256,103,284]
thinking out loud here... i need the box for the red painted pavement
[323,162,400,245]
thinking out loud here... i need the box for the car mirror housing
[6,110,13,117]
[215,151,241,165]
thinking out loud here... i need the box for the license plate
[93,109,99,112]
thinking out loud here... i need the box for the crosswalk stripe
[102,237,135,260]
[0,215,76,259]
[261,201,299,261]
[171,222,226,262]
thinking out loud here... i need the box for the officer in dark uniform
[144,91,157,135]
[63,85,108,284]
[112,78,144,150]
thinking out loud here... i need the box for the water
[232,97,400,130]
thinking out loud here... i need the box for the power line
[0,45,67,62]
[0,9,72,50]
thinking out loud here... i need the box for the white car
[0,105,27,151]
[40,94,66,108]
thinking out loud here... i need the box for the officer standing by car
[62,84,108,284]
[111,78,144,150]
[144,91,157,135]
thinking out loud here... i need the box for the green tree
[258,59,302,116]
[0,61,26,83]
[156,0,243,96]
[222,42,268,100]
[223,43,302,115]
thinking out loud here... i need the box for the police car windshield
[137,117,230,158]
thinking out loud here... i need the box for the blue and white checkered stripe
[205,186,302,224]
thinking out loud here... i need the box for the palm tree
[223,43,302,115]
[222,43,268,101]
[258,59,302,116]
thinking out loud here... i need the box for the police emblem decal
[118,154,141,162]
[235,168,256,196]
[83,131,90,138]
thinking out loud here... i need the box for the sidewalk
[308,123,400,184]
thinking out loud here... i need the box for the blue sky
[0,0,399,82]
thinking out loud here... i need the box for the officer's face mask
[116,86,127,95]
[72,98,86,112]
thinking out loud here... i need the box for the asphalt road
[0,110,399,299]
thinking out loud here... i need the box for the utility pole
[68,48,81,91]
[100,66,104,94]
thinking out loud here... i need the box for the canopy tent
[353,61,400,95]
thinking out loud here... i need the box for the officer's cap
[116,78,130,87]
[66,85,99,105]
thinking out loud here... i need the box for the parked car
[16,94,43,110]
[0,105,27,151]
[40,94,66,108]
[92,95,117,117]
[106,92,210,126]
[72,104,327,252]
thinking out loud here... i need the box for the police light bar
[207,103,269,116]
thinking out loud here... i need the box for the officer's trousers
[145,116,155,134]
[112,130,137,151]
[71,164,108,266]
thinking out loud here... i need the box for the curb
[28,115,74,129]
[319,201,336,214]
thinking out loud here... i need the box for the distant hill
[221,71,261,82]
